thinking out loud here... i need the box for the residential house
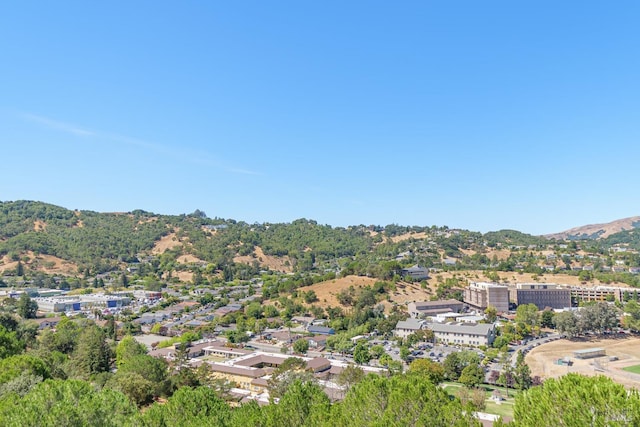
[401,265,430,280]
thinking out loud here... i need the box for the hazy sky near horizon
[2,2,639,235]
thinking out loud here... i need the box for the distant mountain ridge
[545,216,640,240]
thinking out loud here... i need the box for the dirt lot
[526,336,640,389]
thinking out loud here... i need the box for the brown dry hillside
[390,232,428,243]
[0,252,78,276]
[151,232,183,255]
[234,246,293,273]
[297,276,380,307]
[546,216,640,240]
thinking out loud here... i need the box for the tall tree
[513,351,532,390]
[115,335,147,368]
[458,363,485,388]
[73,325,111,378]
[17,293,38,319]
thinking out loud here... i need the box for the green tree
[623,300,640,331]
[484,305,498,323]
[106,372,154,407]
[136,386,234,426]
[72,325,111,378]
[115,335,148,368]
[515,303,539,335]
[458,362,485,388]
[0,326,24,359]
[263,380,331,427]
[117,354,168,398]
[408,358,445,384]
[293,338,309,355]
[513,351,532,390]
[553,310,579,337]
[17,293,38,319]
[333,374,479,426]
[353,342,371,365]
[0,379,136,427]
[540,309,555,328]
[513,374,640,426]
[304,290,319,304]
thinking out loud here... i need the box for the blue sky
[2,1,639,235]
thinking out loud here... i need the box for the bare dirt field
[234,246,293,273]
[526,336,640,389]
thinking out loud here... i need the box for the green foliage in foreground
[513,374,640,426]
[1,370,640,426]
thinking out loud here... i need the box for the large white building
[34,294,131,313]
[428,322,496,347]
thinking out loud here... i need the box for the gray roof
[395,318,425,331]
[427,322,494,336]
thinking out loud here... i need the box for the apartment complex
[464,282,509,312]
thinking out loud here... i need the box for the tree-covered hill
[1,200,639,281]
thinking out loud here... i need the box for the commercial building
[464,282,509,313]
[427,322,496,347]
[407,299,464,318]
[511,283,571,310]
[34,294,131,313]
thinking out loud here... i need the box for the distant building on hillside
[401,265,430,280]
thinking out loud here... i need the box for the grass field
[622,364,640,374]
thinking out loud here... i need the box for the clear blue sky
[2,1,639,235]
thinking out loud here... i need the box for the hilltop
[545,216,640,240]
